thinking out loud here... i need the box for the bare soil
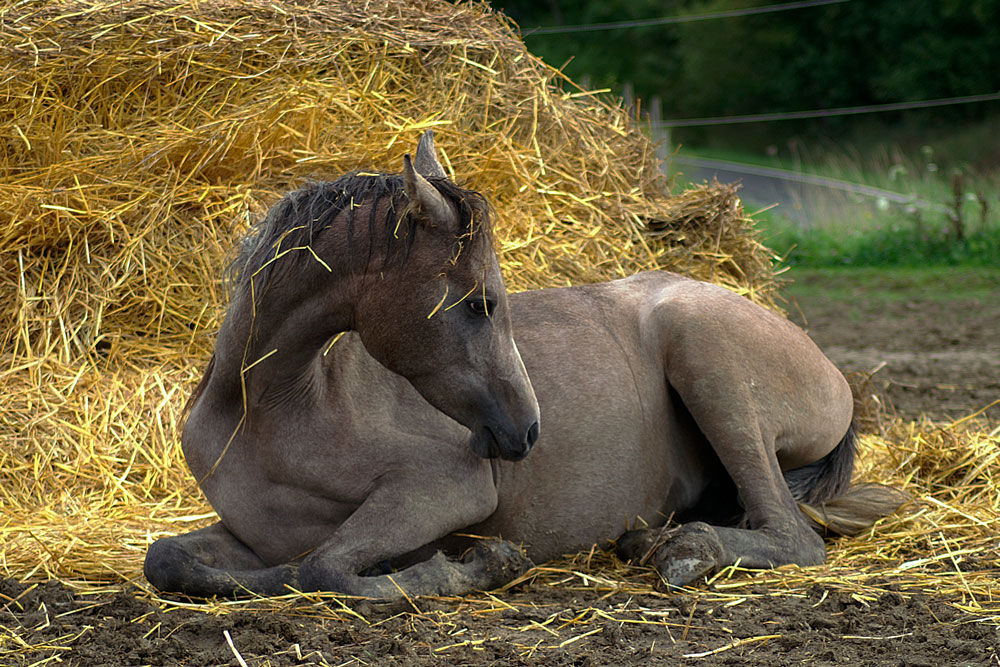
[3,577,997,667]
[3,268,999,666]
[783,269,1000,423]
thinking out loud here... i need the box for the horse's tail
[785,422,909,536]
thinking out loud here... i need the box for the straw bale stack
[0,0,774,364]
[3,0,996,626]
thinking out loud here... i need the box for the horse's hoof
[616,529,658,564]
[143,538,191,594]
[469,539,534,586]
[654,522,724,589]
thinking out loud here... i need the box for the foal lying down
[145,132,903,599]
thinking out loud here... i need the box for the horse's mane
[227,171,492,292]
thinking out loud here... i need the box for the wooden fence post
[648,94,671,171]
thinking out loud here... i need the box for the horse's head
[353,132,540,461]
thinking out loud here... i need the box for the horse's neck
[215,259,357,384]
[213,209,408,389]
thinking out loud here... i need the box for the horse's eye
[468,298,494,317]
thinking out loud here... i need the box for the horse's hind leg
[144,522,297,598]
[653,445,825,588]
[648,294,853,587]
[620,429,822,588]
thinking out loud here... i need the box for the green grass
[667,142,999,268]
[757,211,1000,267]
[780,266,1000,304]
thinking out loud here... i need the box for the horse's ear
[414,129,447,178]
[403,154,456,230]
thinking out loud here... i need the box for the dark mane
[228,171,492,291]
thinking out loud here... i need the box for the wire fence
[671,155,950,214]
[653,92,1000,129]
[519,1,998,227]
[522,0,850,35]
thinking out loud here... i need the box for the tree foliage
[496,0,1000,123]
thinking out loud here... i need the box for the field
[785,268,1000,423]
[3,267,998,666]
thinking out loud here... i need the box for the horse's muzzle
[471,420,539,461]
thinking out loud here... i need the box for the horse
[144,131,902,600]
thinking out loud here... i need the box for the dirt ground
[3,576,997,667]
[783,269,1000,424]
[3,268,999,666]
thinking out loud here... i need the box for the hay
[1,0,773,366]
[0,0,996,634]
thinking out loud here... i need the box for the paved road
[669,155,944,225]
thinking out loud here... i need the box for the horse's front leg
[144,522,298,598]
[298,471,531,599]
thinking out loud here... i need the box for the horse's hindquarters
[479,271,854,566]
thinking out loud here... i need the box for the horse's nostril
[525,421,540,448]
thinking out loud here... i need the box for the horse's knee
[144,537,194,594]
